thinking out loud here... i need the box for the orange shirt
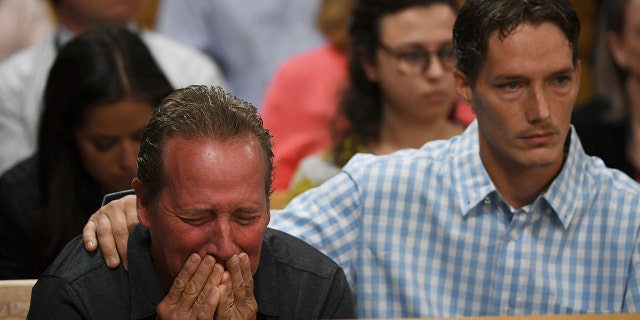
[261,45,348,191]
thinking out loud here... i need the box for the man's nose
[526,86,551,122]
[207,218,237,261]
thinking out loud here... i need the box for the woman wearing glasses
[287,0,473,199]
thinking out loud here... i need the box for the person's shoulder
[31,235,131,319]
[295,151,340,180]
[343,147,414,168]
[0,34,54,110]
[0,155,36,188]
[343,138,455,174]
[582,163,640,226]
[590,161,640,191]
[0,156,37,221]
[139,29,220,71]
[277,44,344,73]
[258,229,355,320]
[263,228,341,275]
[577,151,640,202]
[266,44,346,95]
[0,35,54,76]
[140,30,211,61]
[39,235,112,282]
[139,29,226,88]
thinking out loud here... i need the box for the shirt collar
[540,126,589,229]
[453,121,586,229]
[452,121,495,216]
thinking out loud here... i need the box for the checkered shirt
[270,120,640,318]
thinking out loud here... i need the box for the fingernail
[87,241,94,248]
[108,256,118,266]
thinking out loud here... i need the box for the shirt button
[502,304,509,313]
[484,197,491,204]
[511,233,519,241]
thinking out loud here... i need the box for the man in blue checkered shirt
[83,0,640,318]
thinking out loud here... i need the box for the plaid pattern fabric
[270,120,640,318]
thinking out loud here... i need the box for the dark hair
[136,85,274,209]
[29,26,173,275]
[453,0,580,84]
[593,0,631,123]
[332,0,459,167]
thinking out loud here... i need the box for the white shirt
[0,27,227,174]
[155,0,324,106]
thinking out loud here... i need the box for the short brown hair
[136,85,274,207]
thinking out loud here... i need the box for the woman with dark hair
[572,0,640,181]
[287,0,474,199]
[0,26,173,279]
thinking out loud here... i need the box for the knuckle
[244,277,254,288]
[195,291,207,305]
[184,281,200,297]
[233,284,245,295]
[173,277,187,291]
[113,227,128,238]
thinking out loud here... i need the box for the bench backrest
[0,279,36,320]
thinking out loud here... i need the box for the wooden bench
[0,279,36,320]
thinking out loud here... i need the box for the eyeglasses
[377,42,455,76]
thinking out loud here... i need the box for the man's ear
[132,178,150,228]
[454,69,473,106]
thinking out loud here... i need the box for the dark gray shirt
[28,225,355,319]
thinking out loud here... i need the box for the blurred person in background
[572,0,640,181]
[260,0,356,192]
[155,0,325,106]
[286,0,474,200]
[0,26,173,279]
[0,0,226,175]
